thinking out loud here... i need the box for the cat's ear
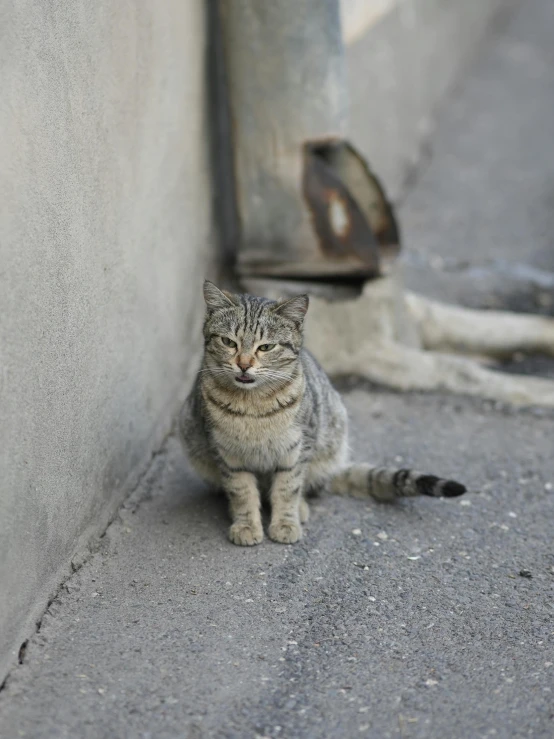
[203,280,237,311]
[273,294,309,327]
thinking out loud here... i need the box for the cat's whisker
[259,369,293,379]
[259,375,292,386]
[259,375,287,387]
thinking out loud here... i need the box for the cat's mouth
[235,373,256,385]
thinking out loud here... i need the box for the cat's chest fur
[201,380,303,472]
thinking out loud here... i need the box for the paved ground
[1,397,553,739]
[2,0,554,737]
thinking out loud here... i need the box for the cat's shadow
[147,444,229,541]
[166,482,228,540]
[154,440,434,549]
[162,467,304,537]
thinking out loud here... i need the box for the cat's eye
[221,337,237,348]
[258,343,275,352]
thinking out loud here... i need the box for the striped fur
[179,282,466,546]
[330,465,466,502]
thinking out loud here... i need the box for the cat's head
[201,280,309,391]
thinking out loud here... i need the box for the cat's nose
[237,355,253,372]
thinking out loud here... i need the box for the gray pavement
[2,0,554,737]
[1,396,553,739]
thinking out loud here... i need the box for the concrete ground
[2,0,554,737]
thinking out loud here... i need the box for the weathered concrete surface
[345,0,510,199]
[341,0,397,45]
[0,0,213,681]
[400,0,554,312]
[0,396,553,739]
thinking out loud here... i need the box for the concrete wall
[0,0,214,681]
[342,0,510,198]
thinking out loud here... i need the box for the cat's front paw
[268,520,302,544]
[229,522,264,547]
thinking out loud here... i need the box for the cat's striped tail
[330,464,466,502]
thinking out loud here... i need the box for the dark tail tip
[417,475,466,498]
[442,480,466,497]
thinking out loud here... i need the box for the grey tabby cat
[179,281,466,546]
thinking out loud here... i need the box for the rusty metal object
[303,143,380,274]
[303,139,400,275]
[311,140,400,260]
[237,138,401,280]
